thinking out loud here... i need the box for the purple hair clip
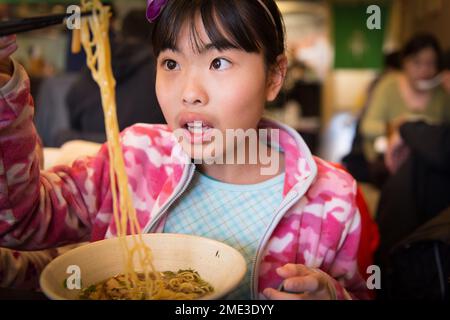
[146,0,168,23]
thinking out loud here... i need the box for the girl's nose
[182,73,208,107]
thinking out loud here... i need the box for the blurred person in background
[375,49,450,300]
[342,51,401,186]
[55,8,165,146]
[34,2,118,147]
[35,8,165,147]
[360,33,450,180]
[56,8,165,146]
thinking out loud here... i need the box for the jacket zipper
[142,164,196,234]
[142,158,316,299]
[250,190,300,299]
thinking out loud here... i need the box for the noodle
[80,270,214,300]
[75,0,213,300]
[71,28,81,54]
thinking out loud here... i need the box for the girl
[0,0,369,300]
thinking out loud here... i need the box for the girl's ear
[266,54,288,102]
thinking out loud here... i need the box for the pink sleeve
[327,182,371,300]
[0,60,110,250]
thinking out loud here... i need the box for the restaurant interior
[0,0,449,301]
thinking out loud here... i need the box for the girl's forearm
[0,60,102,250]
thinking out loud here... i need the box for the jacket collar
[144,118,318,234]
[166,117,318,199]
[257,118,317,197]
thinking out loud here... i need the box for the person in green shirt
[361,33,450,163]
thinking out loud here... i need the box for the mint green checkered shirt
[163,169,285,299]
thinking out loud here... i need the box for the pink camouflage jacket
[0,61,369,299]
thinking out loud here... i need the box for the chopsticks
[0,11,92,37]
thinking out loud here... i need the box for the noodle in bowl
[39,233,247,300]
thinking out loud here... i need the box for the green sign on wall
[333,4,389,70]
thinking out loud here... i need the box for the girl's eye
[163,59,179,71]
[210,58,231,71]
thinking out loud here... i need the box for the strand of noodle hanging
[78,0,159,299]
[73,0,214,301]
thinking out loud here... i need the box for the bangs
[152,0,264,56]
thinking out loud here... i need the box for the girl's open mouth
[181,121,215,144]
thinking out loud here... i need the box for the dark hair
[384,51,401,70]
[401,33,443,70]
[122,9,154,42]
[151,0,285,68]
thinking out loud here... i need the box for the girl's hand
[263,264,337,300]
[0,35,18,87]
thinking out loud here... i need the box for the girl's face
[403,47,438,85]
[155,17,285,161]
